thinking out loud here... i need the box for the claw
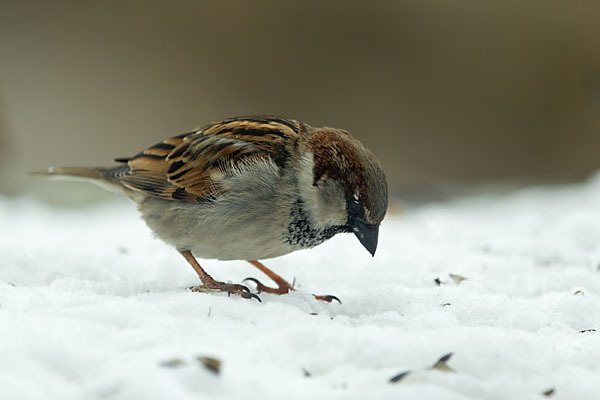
[243,292,262,302]
[313,294,342,304]
[238,285,251,293]
[223,283,258,300]
[242,277,270,294]
[242,277,261,286]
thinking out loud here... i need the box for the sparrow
[40,116,388,302]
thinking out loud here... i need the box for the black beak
[351,219,379,256]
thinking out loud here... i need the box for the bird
[39,116,388,302]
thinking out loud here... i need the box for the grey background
[1,0,599,201]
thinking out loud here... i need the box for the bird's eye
[346,192,365,223]
[347,193,362,217]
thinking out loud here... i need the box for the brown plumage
[40,116,388,302]
[111,117,303,202]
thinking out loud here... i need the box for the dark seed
[196,356,221,375]
[542,388,555,397]
[431,352,454,372]
[389,370,411,383]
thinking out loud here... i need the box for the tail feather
[32,166,108,180]
[32,166,135,199]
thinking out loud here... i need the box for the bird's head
[300,127,388,256]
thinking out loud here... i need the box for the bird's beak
[351,219,379,257]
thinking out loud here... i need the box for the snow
[2,176,600,400]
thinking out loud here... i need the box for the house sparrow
[41,116,388,302]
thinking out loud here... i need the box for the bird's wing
[114,116,304,203]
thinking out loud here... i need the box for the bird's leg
[180,250,261,302]
[244,260,294,294]
[243,260,341,303]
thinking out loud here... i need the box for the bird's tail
[32,166,134,198]
[32,166,108,180]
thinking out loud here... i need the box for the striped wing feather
[116,117,303,203]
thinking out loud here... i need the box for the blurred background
[1,0,600,203]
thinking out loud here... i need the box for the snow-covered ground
[2,176,600,400]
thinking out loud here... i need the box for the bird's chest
[284,200,343,249]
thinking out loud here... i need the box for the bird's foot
[313,294,342,303]
[242,277,293,295]
[244,260,340,303]
[189,282,261,302]
[242,277,340,303]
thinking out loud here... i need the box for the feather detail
[115,116,304,203]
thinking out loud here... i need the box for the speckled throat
[284,199,348,249]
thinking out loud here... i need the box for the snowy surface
[2,176,600,400]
